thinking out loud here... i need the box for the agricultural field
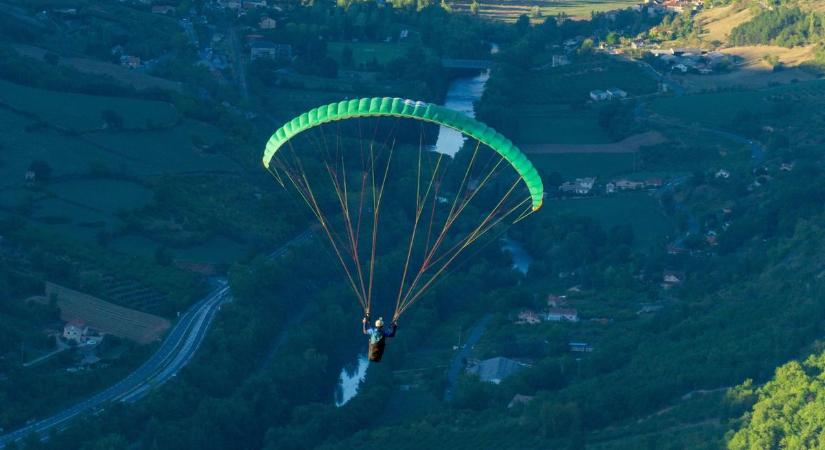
[512,105,611,145]
[530,152,639,178]
[451,0,638,22]
[651,79,825,128]
[519,59,658,106]
[544,192,673,249]
[328,41,417,67]
[44,282,171,344]
[696,4,755,44]
[83,120,239,175]
[0,78,178,132]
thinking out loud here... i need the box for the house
[715,169,730,179]
[250,41,292,60]
[517,310,541,325]
[547,294,567,308]
[569,342,593,352]
[780,162,795,172]
[636,304,664,315]
[663,270,685,285]
[546,308,579,322]
[614,179,645,190]
[673,63,688,73]
[606,88,627,100]
[466,357,528,384]
[559,177,596,195]
[645,177,663,188]
[24,170,36,182]
[259,17,276,29]
[151,5,175,14]
[63,320,88,343]
[243,0,267,8]
[508,394,535,408]
[590,90,609,101]
[605,182,615,194]
[706,230,718,246]
[552,54,570,67]
[120,55,141,69]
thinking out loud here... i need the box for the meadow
[0,79,178,132]
[543,192,673,250]
[513,105,612,144]
[328,41,417,67]
[530,152,639,178]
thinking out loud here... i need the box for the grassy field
[531,152,639,178]
[651,79,825,127]
[451,0,638,22]
[0,79,178,132]
[520,59,658,106]
[328,42,416,67]
[46,179,153,214]
[544,192,673,249]
[44,282,171,344]
[84,120,238,175]
[513,105,612,144]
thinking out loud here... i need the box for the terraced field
[451,0,638,22]
[45,282,171,344]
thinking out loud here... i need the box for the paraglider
[262,97,543,343]
[362,316,397,362]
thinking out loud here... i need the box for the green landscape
[1,0,825,449]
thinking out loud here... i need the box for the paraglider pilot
[362,316,397,362]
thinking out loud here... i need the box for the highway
[0,230,313,448]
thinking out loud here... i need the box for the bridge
[441,58,493,69]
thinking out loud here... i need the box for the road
[228,27,249,100]
[0,230,313,448]
[443,314,492,401]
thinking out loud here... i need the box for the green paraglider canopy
[263,97,543,322]
[262,97,544,211]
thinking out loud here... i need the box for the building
[516,310,541,325]
[24,170,36,182]
[508,394,535,408]
[605,182,615,194]
[243,0,267,8]
[552,54,570,67]
[590,90,609,101]
[259,16,276,29]
[606,88,627,100]
[120,55,141,69]
[466,357,528,384]
[151,5,175,14]
[547,294,567,308]
[569,342,593,352]
[546,308,579,322]
[663,270,685,286]
[614,179,645,190]
[559,177,596,195]
[250,41,292,60]
[63,320,88,343]
[715,169,730,179]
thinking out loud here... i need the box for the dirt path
[522,131,666,154]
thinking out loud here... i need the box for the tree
[605,31,619,46]
[470,0,479,15]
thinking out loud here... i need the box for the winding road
[0,230,313,448]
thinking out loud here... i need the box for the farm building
[466,357,528,384]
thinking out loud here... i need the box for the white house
[63,320,88,343]
[606,88,627,99]
[546,308,579,322]
[259,17,276,29]
[590,90,609,101]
